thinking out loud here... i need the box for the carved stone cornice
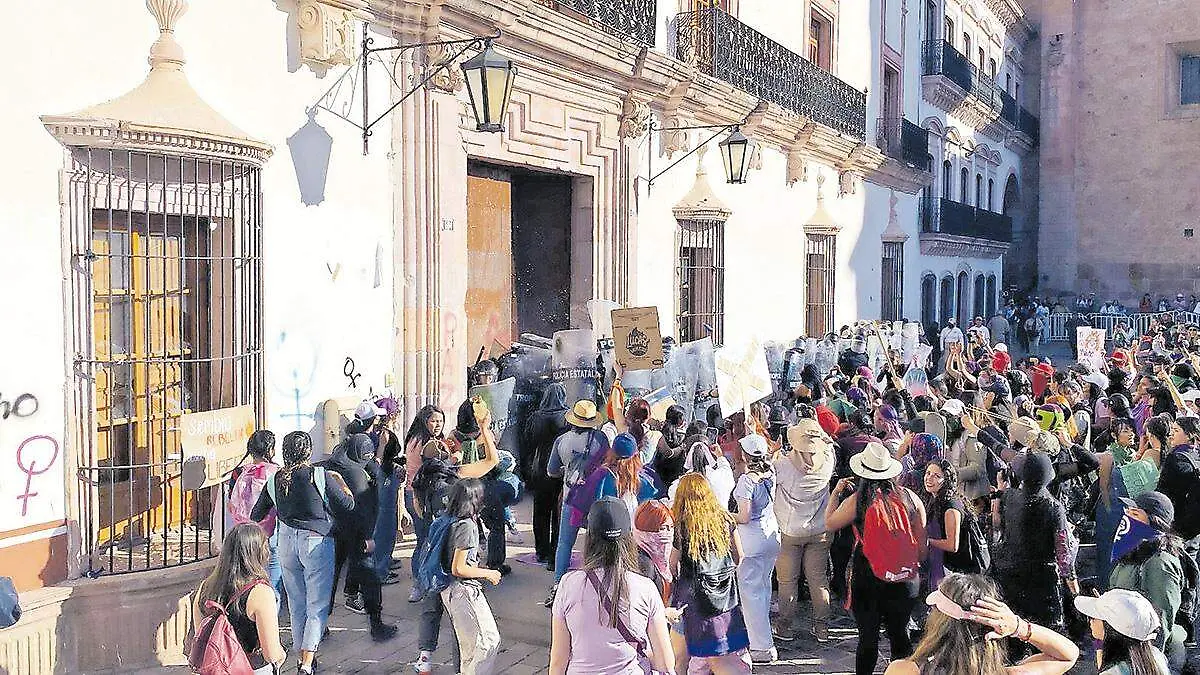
[618,91,653,139]
[297,0,369,74]
[865,157,935,194]
[922,74,1005,140]
[1004,129,1037,156]
[982,0,1035,42]
[919,231,1009,259]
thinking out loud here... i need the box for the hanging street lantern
[461,44,517,133]
[718,127,751,184]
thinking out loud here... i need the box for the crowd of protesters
[187,307,1200,675]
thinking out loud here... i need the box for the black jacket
[250,465,355,537]
[522,384,570,485]
[323,433,382,542]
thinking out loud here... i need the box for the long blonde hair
[910,574,1008,675]
[672,473,733,562]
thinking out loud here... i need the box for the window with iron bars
[677,219,725,346]
[881,241,904,322]
[805,234,836,336]
[67,149,264,574]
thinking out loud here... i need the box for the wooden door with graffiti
[466,174,516,360]
[91,212,204,564]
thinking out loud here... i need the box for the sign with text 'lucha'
[181,406,256,490]
[611,307,664,371]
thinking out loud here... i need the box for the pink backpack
[228,464,278,535]
[188,582,262,675]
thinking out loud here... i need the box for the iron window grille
[67,149,264,575]
[677,218,725,346]
[986,275,998,317]
[676,6,867,140]
[882,242,904,322]
[921,274,938,326]
[805,234,836,336]
[939,275,954,325]
[973,274,986,318]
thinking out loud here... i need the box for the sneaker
[412,651,433,674]
[390,558,406,570]
[813,623,830,643]
[382,572,403,585]
[370,619,399,641]
[505,526,525,545]
[543,583,558,608]
[750,648,778,664]
[408,586,423,603]
[344,593,366,615]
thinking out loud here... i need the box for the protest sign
[181,405,256,490]
[715,338,773,418]
[611,307,665,371]
[1077,326,1107,371]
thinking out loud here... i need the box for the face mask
[1111,515,1159,563]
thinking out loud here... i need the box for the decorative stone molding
[922,74,1004,140]
[618,92,652,139]
[881,190,911,243]
[983,0,1035,42]
[672,144,733,223]
[786,148,809,186]
[919,231,1009,259]
[297,0,367,73]
[865,157,934,194]
[804,174,842,235]
[660,115,690,159]
[41,0,273,164]
[425,42,466,93]
[838,169,860,197]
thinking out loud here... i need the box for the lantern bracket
[645,122,740,193]
[308,25,503,154]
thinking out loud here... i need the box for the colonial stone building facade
[0,0,1036,671]
[1030,0,1200,302]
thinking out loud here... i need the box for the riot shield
[588,299,622,382]
[681,337,719,425]
[551,329,603,407]
[764,341,788,399]
[468,377,519,454]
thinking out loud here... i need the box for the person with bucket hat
[731,434,781,664]
[773,420,837,642]
[1074,589,1170,674]
[1108,491,1196,670]
[825,442,928,675]
[545,399,612,603]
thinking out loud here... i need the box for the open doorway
[465,162,585,356]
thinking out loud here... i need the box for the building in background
[1030,0,1200,303]
[0,0,1040,671]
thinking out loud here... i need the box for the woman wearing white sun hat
[1075,588,1170,675]
[826,441,928,675]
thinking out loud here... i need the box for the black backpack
[412,457,458,518]
[1172,453,1200,541]
[942,510,991,574]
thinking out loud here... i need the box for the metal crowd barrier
[1044,309,1199,342]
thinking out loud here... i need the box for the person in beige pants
[772,419,836,642]
[440,479,502,675]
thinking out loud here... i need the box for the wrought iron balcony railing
[920,196,1012,242]
[922,40,1002,112]
[676,7,866,140]
[1018,107,1040,143]
[876,117,933,171]
[535,0,656,46]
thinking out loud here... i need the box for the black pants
[481,478,519,568]
[830,528,853,599]
[331,536,383,618]
[852,576,917,675]
[531,479,562,562]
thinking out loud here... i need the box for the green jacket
[1109,548,1186,659]
[828,396,856,422]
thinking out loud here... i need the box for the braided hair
[277,431,313,496]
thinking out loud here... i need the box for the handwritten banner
[180,405,256,490]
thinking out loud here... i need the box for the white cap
[1074,589,1161,642]
[940,399,965,417]
[1180,390,1200,403]
[738,434,770,458]
[354,400,386,421]
[995,343,1008,353]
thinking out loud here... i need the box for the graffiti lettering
[344,357,361,389]
[15,435,59,517]
[438,311,461,406]
[0,392,39,421]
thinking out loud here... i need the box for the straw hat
[565,400,602,428]
[850,442,902,480]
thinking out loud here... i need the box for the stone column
[1036,0,1080,296]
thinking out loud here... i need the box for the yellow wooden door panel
[466,176,515,357]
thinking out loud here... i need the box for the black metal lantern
[718,127,751,184]
[461,44,517,133]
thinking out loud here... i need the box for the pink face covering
[926,590,972,621]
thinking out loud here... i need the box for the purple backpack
[564,431,609,527]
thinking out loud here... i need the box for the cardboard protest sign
[715,338,773,418]
[611,307,665,371]
[1077,326,1107,371]
[181,405,256,490]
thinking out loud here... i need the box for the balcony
[534,0,657,46]
[675,7,866,140]
[877,118,933,171]
[919,196,1011,259]
[922,40,1037,148]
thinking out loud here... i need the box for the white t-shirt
[551,569,665,675]
[668,456,735,509]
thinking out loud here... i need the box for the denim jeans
[553,505,582,583]
[266,536,284,602]
[277,522,336,652]
[405,488,429,579]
